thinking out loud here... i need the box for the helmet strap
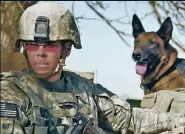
[51,50,67,76]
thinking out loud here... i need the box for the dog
[131,14,185,94]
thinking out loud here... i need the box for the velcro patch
[0,102,18,118]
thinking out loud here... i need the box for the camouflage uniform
[1,2,185,134]
[1,68,185,134]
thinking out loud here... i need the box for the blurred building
[1,1,36,52]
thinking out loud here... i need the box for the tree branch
[84,1,131,47]
[149,1,185,52]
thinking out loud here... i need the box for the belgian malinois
[131,14,185,94]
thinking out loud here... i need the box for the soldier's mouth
[36,64,49,68]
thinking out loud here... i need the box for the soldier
[1,2,185,134]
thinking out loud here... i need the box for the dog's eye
[135,40,140,45]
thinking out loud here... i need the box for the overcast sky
[39,1,185,99]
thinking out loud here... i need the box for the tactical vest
[141,88,185,115]
[1,69,99,134]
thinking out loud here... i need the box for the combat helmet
[17,2,81,49]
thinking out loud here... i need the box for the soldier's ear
[65,47,72,57]
[132,14,145,38]
[61,42,72,58]
[157,17,173,43]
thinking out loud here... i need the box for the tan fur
[152,69,185,92]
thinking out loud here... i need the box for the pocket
[55,93,76,105]
[24,123,33,134]
[56,126,65,134]
[34,125,48,134]
[141,92,157,108]
[49,108,77,118]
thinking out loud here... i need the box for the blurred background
[1,1,185,100]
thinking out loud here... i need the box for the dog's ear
[157,17,173,43]
[132,14,145,38]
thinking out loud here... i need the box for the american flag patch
[0,102,18,118]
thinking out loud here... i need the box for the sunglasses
[25,42,59,52]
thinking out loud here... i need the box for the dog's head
[131,14,174,77]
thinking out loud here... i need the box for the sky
[38,1,185,99]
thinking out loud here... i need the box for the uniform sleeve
[91,83,132,134]
[91,83,185,134]
[1,79,30,133]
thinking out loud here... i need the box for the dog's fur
[132,14,185,93]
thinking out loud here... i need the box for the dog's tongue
[136,63,147,75]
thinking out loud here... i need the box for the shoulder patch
[0,102,18,118]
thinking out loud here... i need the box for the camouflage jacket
[1,68,185,134]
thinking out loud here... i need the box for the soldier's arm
[91,83,132,133]
[92,83,185,134]
[1,80,31,134]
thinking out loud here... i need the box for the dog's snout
[132,51,142,61]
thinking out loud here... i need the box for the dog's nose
[132,51,141,61]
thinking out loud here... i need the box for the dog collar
[140,82,156,95]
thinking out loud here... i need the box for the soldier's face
[26,41,62,75]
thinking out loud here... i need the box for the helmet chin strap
[52,57,66,75]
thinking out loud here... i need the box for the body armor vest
[1,69,99,134]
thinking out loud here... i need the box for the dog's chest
[152,69,185,91]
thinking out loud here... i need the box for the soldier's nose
[37,45,47,56]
